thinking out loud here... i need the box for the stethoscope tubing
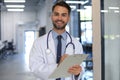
[46,30,75,52]
[47,30,52,49]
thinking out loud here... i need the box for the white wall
[45,0,54,32]
[37,0,54,33]
[1,11,38,53]
[1,0,54,54]
[1,11,37,41]
[37,2,47,28]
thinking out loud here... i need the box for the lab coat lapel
[48,32,56,58]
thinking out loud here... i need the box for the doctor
[29,1,83,80]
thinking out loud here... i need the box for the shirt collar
[52,30,67,40]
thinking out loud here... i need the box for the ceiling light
[77,9,85,12]
[101,10,108,13]
[4,0,25,3]
[6,5,25,8]
[109,7,119,10]
[114,10,119,13]
[66,0,89,5]
[66,1,85,5]
[84,6,92,9]
[7,9,24,12]
[70,5,76,10]
[70,5,76,9]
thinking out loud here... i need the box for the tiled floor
[0,53,93,80]
[0,53,36,80]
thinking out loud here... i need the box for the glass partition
[101,0,120,80]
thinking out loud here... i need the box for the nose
[58,15,62,20]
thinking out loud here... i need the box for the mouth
[57,21,62,24]
[56,20,64,25]
[56,20,64,23]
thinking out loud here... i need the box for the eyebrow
[53,11,68,15]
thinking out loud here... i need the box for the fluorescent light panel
[66,0,89,5]
[101,10,108,13]
[84,6,91,9]
[7,9,24,11]
[77,9,85,12]
[114,10,119,13]
[66,1,85,5]
[70,5,76,9]
[109,7,119,10]
[6,5,25,8]
[70,5,76,10]
[4,0,25,3]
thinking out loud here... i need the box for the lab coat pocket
[46,53,56,64]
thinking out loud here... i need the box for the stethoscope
[45,30,77,80]
[45,30,75,54]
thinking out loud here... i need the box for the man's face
[51,6,70,30]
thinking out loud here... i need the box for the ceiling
[0,0,45,11]
[0,0,91,11]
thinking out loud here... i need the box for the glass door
[24,31,35,54]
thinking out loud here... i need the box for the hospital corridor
[0,53,36,80]
[0,31,36,80]
[0,0,120,80]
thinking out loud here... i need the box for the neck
[53,28,66,35]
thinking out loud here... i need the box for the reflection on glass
[81,22,92,44]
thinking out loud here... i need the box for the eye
[61,13,67,17]
[53,12,59,16]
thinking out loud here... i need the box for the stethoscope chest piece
[46,48,51,54]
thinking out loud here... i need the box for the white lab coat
[29,32,83,80]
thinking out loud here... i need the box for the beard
[52,20,67,30]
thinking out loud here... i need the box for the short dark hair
[52,1,71,15]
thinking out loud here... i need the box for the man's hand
[58,54,68,66]
[68,65,82,76]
